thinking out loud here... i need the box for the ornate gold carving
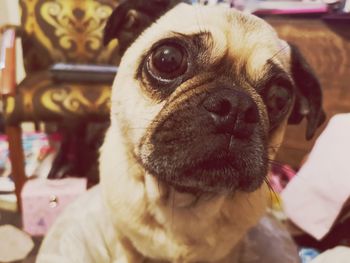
[23,0,64,61]
[40,0,113,61]
[23,79,51,113]
[95,87,112,110]
[41,85,111,115]
[5,97,15,115]
[20,0,119,65]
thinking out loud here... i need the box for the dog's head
[103,3,324,196]
[100,3,325,261]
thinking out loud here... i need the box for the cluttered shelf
[264,15,350,168]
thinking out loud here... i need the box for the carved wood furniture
[0,0,120,210]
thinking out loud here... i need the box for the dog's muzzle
[138,88,268,195]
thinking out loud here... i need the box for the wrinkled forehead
[122,4,291,79]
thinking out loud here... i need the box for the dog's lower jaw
[100,126,269,263]
[143,177,269,262]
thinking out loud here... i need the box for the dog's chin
[139,150,267,201]
[167,157,241,195]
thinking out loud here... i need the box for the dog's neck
[100,124,268,263]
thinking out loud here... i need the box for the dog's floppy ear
[103,0,189,55]
[287,43,326,140]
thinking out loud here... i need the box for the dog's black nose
[202,89,259,139]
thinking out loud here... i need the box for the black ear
[288,43,326,140]
[103,0,190,55]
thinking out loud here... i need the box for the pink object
[21,178,87,236]
[254,7,328,15]
[269,164,296,193]
[282,114,350,240]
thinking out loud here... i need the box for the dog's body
[38,3,324,263]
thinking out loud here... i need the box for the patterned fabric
[4,0,120,124]
[5,71,111,124]
[20,0,120,73]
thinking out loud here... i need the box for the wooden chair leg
[5,124,26,211]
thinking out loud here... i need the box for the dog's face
[135,26,279,194]
[104,4,324,195]
[100,3,325,261]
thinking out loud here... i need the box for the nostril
[244,105,259,123]
[204,98,232,117]
[215,99,232,117]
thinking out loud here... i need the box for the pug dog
[37,2,325,263]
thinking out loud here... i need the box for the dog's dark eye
[147,43,187,81]
[263,84,293,128]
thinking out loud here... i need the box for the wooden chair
[0,0,121,210]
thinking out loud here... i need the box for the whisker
[264,177,282,209]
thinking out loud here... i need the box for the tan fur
[100,4,292,262]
